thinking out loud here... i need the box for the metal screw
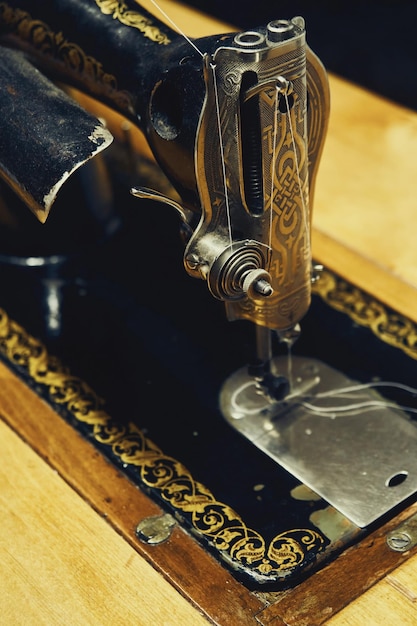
[267,20,295,43]
[185,253,200,269]
[311,263,324,284]
[135,514,176,545]
[386,531,412,552]
[253,278,273,297]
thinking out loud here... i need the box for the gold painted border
[95,0,171,45]
[312,270,417,361]
[0,307,325,582]
[0,2,134,112]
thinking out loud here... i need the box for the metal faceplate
[185,19,314,331]
[220,356,417,528]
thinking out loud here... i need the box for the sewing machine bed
[1,175,417,591]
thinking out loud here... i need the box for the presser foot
[220,356,417,528]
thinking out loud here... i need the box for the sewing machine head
[132,17,329,340]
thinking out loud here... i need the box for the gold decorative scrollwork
[312,270,417,360]
[0,2,134,112]
[95,0,171,45]
[0,307,325,581]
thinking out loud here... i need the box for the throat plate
[220,356,417,528]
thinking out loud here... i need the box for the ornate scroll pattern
[0,307,325,582]
[95,0,171,45]
[255,88,310,328]
[312,270,417,360]
[270,96,310,316]
[0,2,134,112]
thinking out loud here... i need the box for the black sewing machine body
[1,0,417,590]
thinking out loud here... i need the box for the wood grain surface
[0,419,210,625]
[313,75,417,322]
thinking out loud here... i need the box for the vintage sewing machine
[1,0,417,597]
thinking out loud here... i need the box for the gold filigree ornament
[312,270,417,360]
[0,307,325,581]
[0,2,134,111]
[95,0,171,45]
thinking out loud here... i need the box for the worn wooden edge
[256,499,417,625]
[312,225,417,326]
[0,361,265,626]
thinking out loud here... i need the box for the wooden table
[2,1,417,624]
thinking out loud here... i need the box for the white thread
[286,344,294,390]
[295,380,417,418]
[147,0,204,57]
[301,400,417,418]
[229,377,417,419]
[314,380,417,398]
[269,85,280,251]
[230,380,272,416]
[211,62,233,246]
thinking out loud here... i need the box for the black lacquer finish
[0,47,111,219]
[0,0,237,211]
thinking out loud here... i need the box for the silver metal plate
[220,357,417,528]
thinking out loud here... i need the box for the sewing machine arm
[0,0,329,339]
